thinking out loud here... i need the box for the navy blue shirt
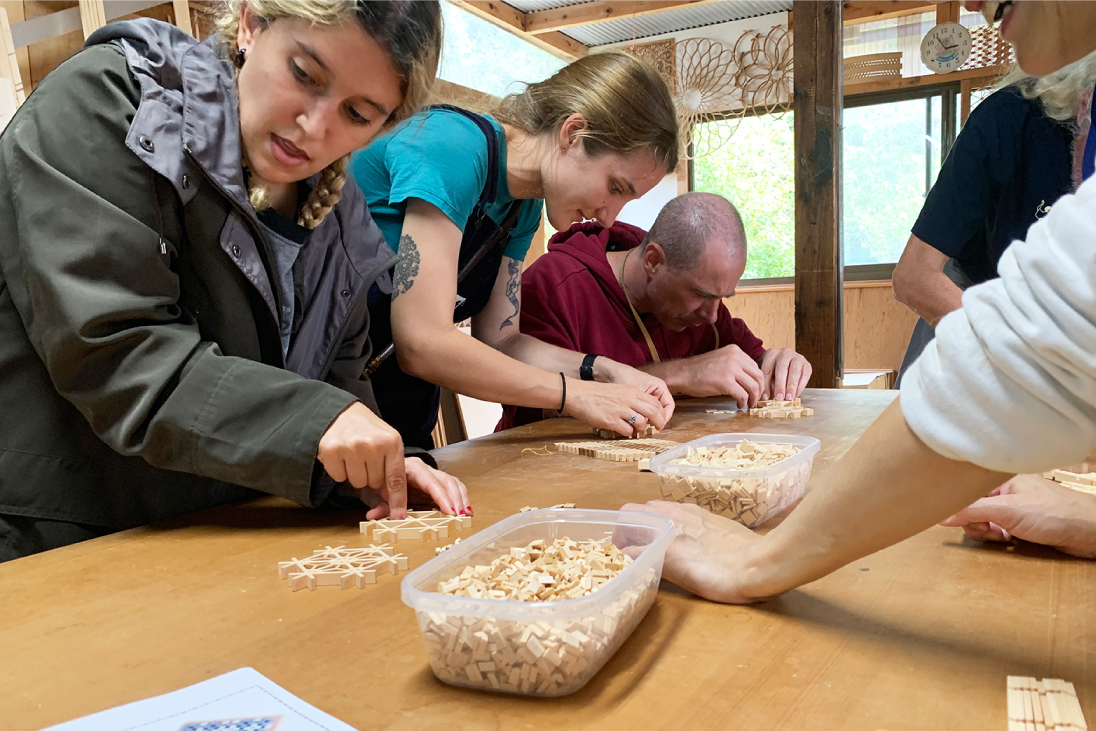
[912,86,1074,285]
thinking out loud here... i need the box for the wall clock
[920,22,972,73]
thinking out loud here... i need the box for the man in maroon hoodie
[498,193,812,431]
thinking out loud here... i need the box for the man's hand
[354,457,471,520]
[650,344,764,407]
[621,501,771,603]
[940,474,1096,558]
[758,348,812,401]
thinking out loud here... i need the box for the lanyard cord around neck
[618,249,661,364]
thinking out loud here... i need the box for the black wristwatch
[580,354,598,381]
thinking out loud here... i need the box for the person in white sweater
[625,0,1096,603]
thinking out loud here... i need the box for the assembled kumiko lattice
[592,425,659,439]
[361,510,472,543]
[555,438,680,462]
[277,544,408,591]
[1044,467,1096,496]
[750,398,814,419]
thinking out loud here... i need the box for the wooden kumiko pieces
[1006,676,1087,731]
[660,440,807,527]
[520,503,576,513]
[436,537,462,555]
[361,510,472,543]
[1044,468,1096,496]
[278,545,408,591]
[750,398,814,419]
[418,543,659,696]
[555,438,679,462]
[593,425,659,439]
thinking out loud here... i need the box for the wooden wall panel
[724,281,917,375]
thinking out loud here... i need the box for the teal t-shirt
[349,108,543,262]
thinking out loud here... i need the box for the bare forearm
[398,329,567,409]
[492,333,587,378]
[741,399,1010,599]
[896,271,964,327]
[640,359,692,394]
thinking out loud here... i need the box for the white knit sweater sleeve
[900,175,1096,473]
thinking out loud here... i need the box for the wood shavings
[521,446,554,457]
[555,438,680,462]
[277,545,408,591]
[360,510,472,543]
[659,440,810,527]
[417,538,658,696]
[436,537,462,555]
[593,425,659,439]
[706,409,736,414]
[749,398,814,419]
[1008,676,1087,730]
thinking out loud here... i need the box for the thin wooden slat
[843,1,934,25]
[0,6,25,105]
[171,0,193,37]
[793,0,844,388]
[935,0,959,25]
[78,0,106,40]
[452,0,585,60]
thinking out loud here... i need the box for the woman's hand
[940,474,1096,558]
[317,403,407,518]
[564,379,674,437]
[621,501,771,603]
[351,457,472,520]
[600,359,676,419]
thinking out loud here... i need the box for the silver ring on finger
[628,413,639,425]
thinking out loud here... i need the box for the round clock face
[920,22,972,73]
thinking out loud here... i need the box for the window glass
[438,3,566,98]
[692,114,796,279]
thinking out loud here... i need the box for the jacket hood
[86,19,245,210]
[546,220,647,303]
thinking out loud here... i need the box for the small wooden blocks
[1044,467,1096,496]
[555,438,679,462]
[1007,676,1087,731]
[278,545,408,591]
[593,425,659,439]
[749,398,814,419]
[519,504,576,512]
[361,510,472,543]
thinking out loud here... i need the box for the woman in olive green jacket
[0,1,468,561]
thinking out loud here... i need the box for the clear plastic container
[648,433,821,527]
[401,508,674,697]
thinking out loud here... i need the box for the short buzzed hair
[641,192,746,270]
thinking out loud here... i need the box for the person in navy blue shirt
[893,57,1096,384]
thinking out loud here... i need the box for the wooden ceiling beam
[451,0,585,60]
[842,1,939,25]
[525,1,724,34]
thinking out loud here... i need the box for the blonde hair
[215,0,442,228]
[997,49,1096,126]
[493,50,680,174]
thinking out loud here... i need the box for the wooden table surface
[2,389,1093,731]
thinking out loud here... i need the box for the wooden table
[2,390,1092,730]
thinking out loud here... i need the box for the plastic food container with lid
[647,433,821,527]
[401,508,674,697]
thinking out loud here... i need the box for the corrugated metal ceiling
[504,1,792,47]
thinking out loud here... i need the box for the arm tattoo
[500,258,522,330]
[392,234,420,301]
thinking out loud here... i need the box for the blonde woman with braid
[0,0,470,561]
[351,52,680,450]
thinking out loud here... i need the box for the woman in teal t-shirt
[350,51,681,450]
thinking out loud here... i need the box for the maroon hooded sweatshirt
[497,221,765,431]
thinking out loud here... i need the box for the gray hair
[997,48,1096,125]
[642,192,746,270]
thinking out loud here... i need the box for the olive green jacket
[0,20,406,530]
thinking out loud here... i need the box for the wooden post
[78,0,107,40]
[936,1,960,25]
[172,0,194,37]
[793,0,843,388]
